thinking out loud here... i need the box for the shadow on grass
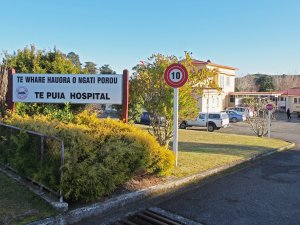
[0,172,57,225]
[170,141,277,158]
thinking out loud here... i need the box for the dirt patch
[124,173,166,191]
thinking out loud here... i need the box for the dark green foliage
[67,52,81,68]
[99,64,116,74]
[62,138,146,201]
[114,76,145,123]
[0,127,61,191]
[15,102,75,123]
[83,61,97,74]
[255,75,274,91]
[3,45,82,74]
[128,77,144,123]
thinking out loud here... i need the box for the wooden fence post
[122,69,129,123]
[6,69,15,113]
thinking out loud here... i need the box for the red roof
[192,59,238,70]
[279,87,300,96]
[229,91,279,95]
[230,87,300,96]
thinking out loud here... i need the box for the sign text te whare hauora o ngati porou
[13,74,123,104]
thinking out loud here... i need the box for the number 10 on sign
[164,63,188,166]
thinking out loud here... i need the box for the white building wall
[277,96,300,112]
[196,63,236,113]
[198,91,224,112]
[222,75,235,93]
[291,96,300,112]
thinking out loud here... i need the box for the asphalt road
[157,113,300,225]
[159,149,300,225]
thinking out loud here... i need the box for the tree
[132,53,219,147]
[244,98,275,137]
[256,75,274,92]
[83,61,97,74]
[67,52,81,68]
[235,75,257,91]
[3,45,82,74]
[2,45,84,116]
[128,74,144,122]
[99,64,116,74]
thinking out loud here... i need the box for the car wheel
[207,123,215,132]
[180,122,187,129]
[232,117,238,123]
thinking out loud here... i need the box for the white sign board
[13,74,123,104]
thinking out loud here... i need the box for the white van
[227,107,253,117]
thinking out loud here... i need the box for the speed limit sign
[164,63,188,167]
[164,63,188,88]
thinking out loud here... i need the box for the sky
[1,0,300,76]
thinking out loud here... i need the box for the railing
[0,122,64,202]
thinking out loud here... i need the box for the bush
[2,111,175,202]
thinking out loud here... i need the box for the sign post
[266,103,273,139]
[164,63,188,166]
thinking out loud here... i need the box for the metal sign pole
[173,88,179,166]
[268,110,271,139]
[164,63,188,168]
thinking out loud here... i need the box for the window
[199,114,205,119]
[219,75,224,89]
[226,77,230,86]
[294,98,297,103]
[280,97,285,101]
[298,98,300,103]
[230,95,235,103]
[209,114,220,119]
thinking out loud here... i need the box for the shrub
[2,111,175,202]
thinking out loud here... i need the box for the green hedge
[1,111,175,202]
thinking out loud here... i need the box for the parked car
[223,110,246,123]
[140,111,151,125]
[180,112,229,132]
[227,106,253,117]
[139,112,165,125]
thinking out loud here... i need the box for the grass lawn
[173,129,289,177]
[0,172,57,225]
[135,124,289,178]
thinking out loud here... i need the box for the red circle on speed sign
[266,104,273,111]
[164,63,188,88]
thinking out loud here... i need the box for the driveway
[216,112,300,145]
[156,112,300,225]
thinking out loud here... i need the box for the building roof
[278,87,300,96]
[192,59,238,71]
[229,91,280,96]
[230,87,300,96]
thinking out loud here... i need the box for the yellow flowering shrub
[3,111,175,202]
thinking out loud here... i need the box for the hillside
[235,74,300,92]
